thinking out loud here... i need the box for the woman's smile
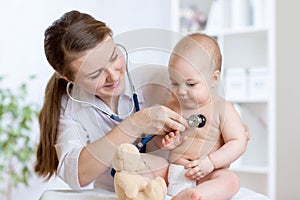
[104,78,120,89]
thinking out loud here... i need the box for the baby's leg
[140,153,169,182]
[172,169,239,200]
[196,169,239,200]
[171,188,203,200]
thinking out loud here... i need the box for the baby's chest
[183,110,220,135]
[183,123,221,141]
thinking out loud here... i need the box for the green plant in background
[0,76,39,200]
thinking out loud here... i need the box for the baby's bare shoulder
[213,95,231,107]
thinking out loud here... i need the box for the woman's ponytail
[34,10,112,180]
[34,74,67,180]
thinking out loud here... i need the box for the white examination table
[40,187,270,200]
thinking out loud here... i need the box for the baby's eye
[187,83,197,87]
[171,82,179,87]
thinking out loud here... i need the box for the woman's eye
[171,82,179,87]
[110,53,118,62]
[90,70,103,80]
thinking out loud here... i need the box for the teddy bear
[112,143,167,200]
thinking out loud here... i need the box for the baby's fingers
[162,135,171,146]
[185,160,199,169]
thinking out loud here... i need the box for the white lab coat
[54,65,171,191]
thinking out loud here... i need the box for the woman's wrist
[118,115,143,138]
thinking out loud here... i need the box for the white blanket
[40,187,270,200]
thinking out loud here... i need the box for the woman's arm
[78,126,138,186]
[78,105,188,186]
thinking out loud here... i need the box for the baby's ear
[212,70,221,88]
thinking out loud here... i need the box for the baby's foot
[171,188,203,200]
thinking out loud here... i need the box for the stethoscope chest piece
[188,114,206,128]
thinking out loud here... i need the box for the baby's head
[170,33,222,73]
[168,33,222,107]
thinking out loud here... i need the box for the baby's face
[168,55,213,109]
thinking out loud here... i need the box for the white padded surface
[40,187,270,200]
[39,189,117,200]
[231,188,270,200]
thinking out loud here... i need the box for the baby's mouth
[179,96,190,101]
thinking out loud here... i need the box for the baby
[161,33,249,200]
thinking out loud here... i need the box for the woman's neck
[98,96,120,114]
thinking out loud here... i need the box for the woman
[34,10,187,191]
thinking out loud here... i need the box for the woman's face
[71,37,126,101]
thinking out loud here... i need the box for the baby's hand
[184,156,214,181]
[162,130,186,150]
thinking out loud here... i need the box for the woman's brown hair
[34,10,112,180]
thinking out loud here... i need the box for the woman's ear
[212,70,221,88]
[59,75,75,85]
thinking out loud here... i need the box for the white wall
[0,0,172,103]
[276,0,300,199]
[0,1,172,199]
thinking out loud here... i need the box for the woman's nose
[105,63,119,81]
[105,66,118,82]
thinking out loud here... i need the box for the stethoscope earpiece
[187,114,206,128]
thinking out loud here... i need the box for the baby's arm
[185,156,214,180]
[162,130,187,150]
[185,101,248,180]
[206,101,248,169]
[151,130,187,150]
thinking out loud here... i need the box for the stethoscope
[65,44,207,175]
[66,44,138,122]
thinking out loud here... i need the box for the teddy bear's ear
[123,152,145,172]
[112,144,131,171]
[117,143,136,159]
[112,149,123,171]
[112,143,137,171]
[112,143,145,172]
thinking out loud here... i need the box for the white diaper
[167,163,196,196]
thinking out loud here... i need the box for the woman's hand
[184,156,214,181]
[120,105,188,137]
[162,130,187,150]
